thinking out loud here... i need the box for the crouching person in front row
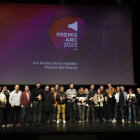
[56,86,67,124]
[94,88,104,122]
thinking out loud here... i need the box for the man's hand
[30,104,33,107]
[63,97,65,100]
[21,105,24,108]
[1,99,5,103]
[54,104,56,107]
[36,96,39,99]
[11,104,14,107]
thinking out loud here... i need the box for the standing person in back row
[86,85,96,122]
[66,83,77,123]
[54,85,60,93]
[31,82,44,126]
[9,85,22,127]
[105,82,116,122]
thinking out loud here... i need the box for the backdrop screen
[0,3,134,85]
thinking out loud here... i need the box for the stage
[1,119,140,133]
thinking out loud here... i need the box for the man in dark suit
[112,86,125,123]
[20,85,32,127]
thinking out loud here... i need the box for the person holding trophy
[56,86,67,124]
[66,83,77,123]
[105,82,116,121]
[77,87,87,123]
[86,85,96,122]
[126,88,137,124]
[31,82,44,126]
[0,86,10,127]
[94,88,104,122]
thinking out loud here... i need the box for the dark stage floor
[1,120,140,133]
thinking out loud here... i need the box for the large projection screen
[0,4,134,85]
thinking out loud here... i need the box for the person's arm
[31,89,35,101]
[9,92,14,107]
[20,92,24,108]
[75,90,77,97]
[133,95,137,104]
[94,94,97,105]
[56,94,60,101]
[100,95,104,103]
[122,92,124,106]
[66,90,70,99]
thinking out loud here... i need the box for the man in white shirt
[9,85,22,127]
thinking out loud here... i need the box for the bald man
[9,85,22,127]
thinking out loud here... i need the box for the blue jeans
[21,105,29,124]
[114,103,124,120]
[48,104,57,121]
[128,106,136,121]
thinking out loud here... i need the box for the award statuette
[105,96,107,101]
[90,97,94,102]
[4,98,7,103]
[60,97,63,102]
[70,95,74,100]
[109,93,112,98]
[39,95,41,100]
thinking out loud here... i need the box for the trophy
[90,97,94,102]
[105,96,107,101]
[60,97,63,102]
[82,99,84,103]
[109,93,112,98]
[70,95,74,100]
[39,95,41,100]
[4,98,7,103]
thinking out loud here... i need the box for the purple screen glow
[0,4,134,85]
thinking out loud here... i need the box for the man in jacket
[86,85,96,122]
[0,86,11,127]
[136,88,140,124]
[105,82,116,121]
[42,85,52,124]
[112,86,125,123]
[20,85,32,127]
[9,85,22,127]
[31,82,44,126]
[48,86,57,123]
[120,86,128,123]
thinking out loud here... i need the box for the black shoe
[24,123,29,126]
[38,123,41,126]
[108,119,112,122]
[22,124,25,127]
[73,119,77,123]
[32,122,36,126]
[69,119,72,122]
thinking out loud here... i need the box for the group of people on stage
[0,82,140,128]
